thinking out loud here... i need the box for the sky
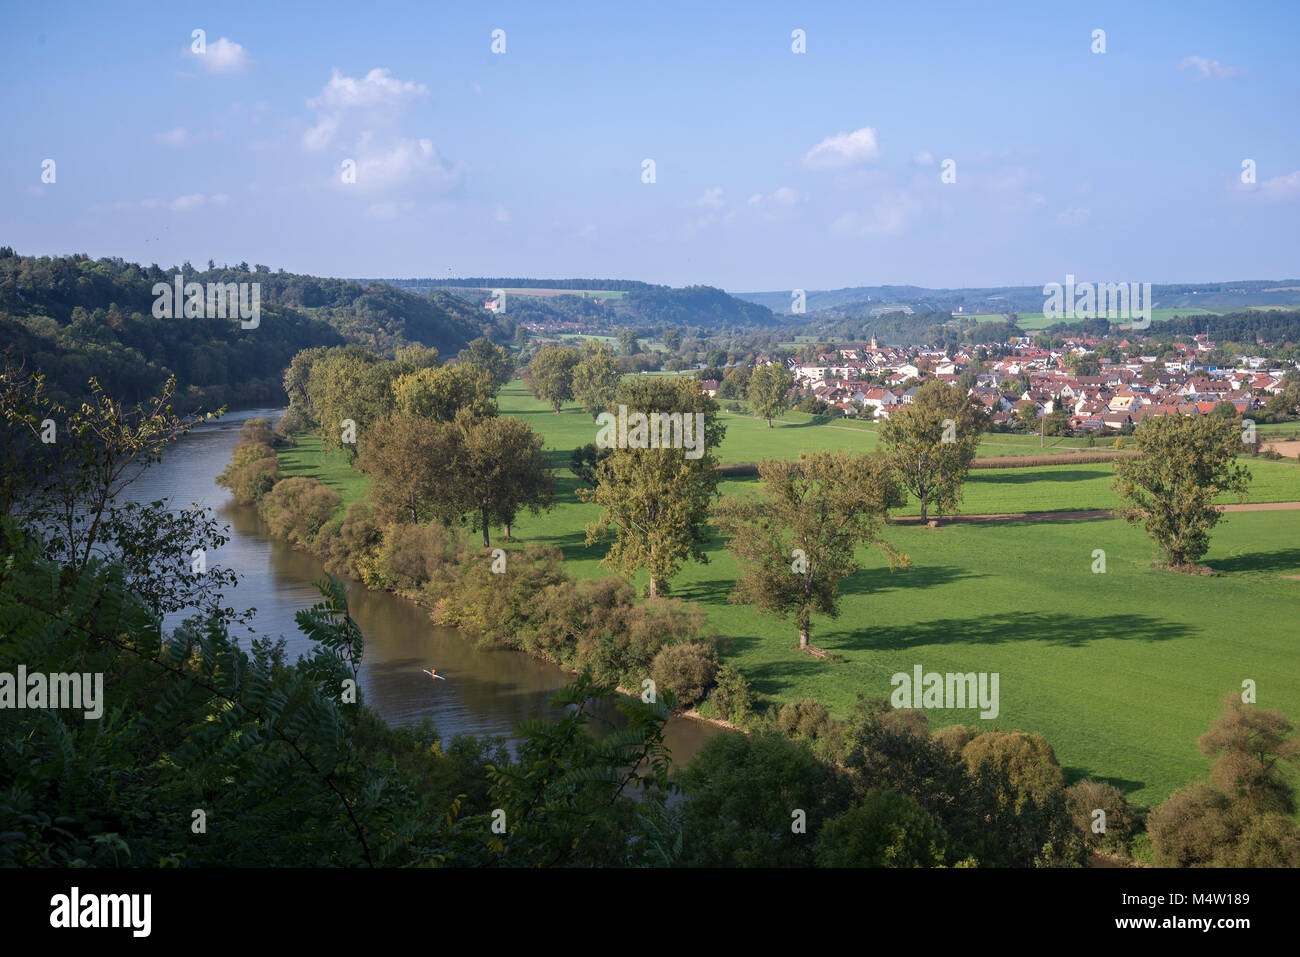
[2,0,1298,292]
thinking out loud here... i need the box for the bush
[258,477,342,546]
[931,724,979,754]
[323,501,384,580]
[650,641,718,709]
[1064,779,1134,852]
[1113,437,1125,450]
[368,520,461,593]
[274,408,308,440]
[814,788,950,868]
[775,698,833,741]
[1146,781,1242,867]
[238,417,276,446]
[706,664,756,725]
[216,453,280,505]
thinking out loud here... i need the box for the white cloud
[155,127,190,147]
[830,191,919,236]
[803,127,880,170]
[1180,56,1242,79]
[189,37,251,74]
[747,187,799,215]
[351,137,459,192]
[309,67,429,112]
[1057,206,1091,226]
[494,203,511,223]
[913,150,935,166]
[696,187,726,209]
[1249,170,1300,203]
[302,68,432,152]
[168,193,228,212]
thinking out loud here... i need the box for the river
[120,407,720,765]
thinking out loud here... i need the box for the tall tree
[617,328,641,357]
[457,337,514,390]
[1113,413,1251,567]
[526,345,580,413]
[456,413,554,546]
[746,362,796,428]
[579,377,725,597]
[571,340,621,422]
[391,364,497,422]
[879,380,987,523]
[357,413,464,526]
[715,451,905,652]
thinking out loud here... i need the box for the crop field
[281,381,1300,807]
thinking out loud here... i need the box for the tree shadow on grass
[1206,547,1300,574]
[828,611,1194,652]
[1062,767,1147,795]
[837,563,985,596]
[969,469,1112,486]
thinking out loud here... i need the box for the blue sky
[2,0,1297,291]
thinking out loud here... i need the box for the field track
[889,501,1300,525]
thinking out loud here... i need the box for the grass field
[280,381,1300,807]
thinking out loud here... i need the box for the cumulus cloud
[1180,56,1242,79]
[189,37,251,74]
[303,67,430,150]
[913,150,935,166]
[351,137,458,192]
[493,203,511,223]
[803,127,880,170]
[155,127,190,147]
[309,67,429,112]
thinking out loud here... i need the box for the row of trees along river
[129,406,719,761]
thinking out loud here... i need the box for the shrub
[813,788,950,868]
[1064,779,1134,852]
[258,477,342,546]
[369,520,460,593]
[706,664,756,726]
[775,698,833,741]
[650,641,718,709]
[932,724,979,754]
[1146,781,1243,867]
[238,417,276,446]
[1113,437,1125,449]
[217,453,280,505]
[323,501,384,580]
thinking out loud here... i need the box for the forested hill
[364,278,779,330]
[0,250,503,410]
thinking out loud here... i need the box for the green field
[281,381,1300,807]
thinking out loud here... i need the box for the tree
[879,380,987,523]
[746,363,796,428]
[617,328,641,357]
[661,328,682,353]
[579,376,725,597]
[526,346,580,412]
[814,789,950,867]
[357,413,464,526]
[571,340,621,421]
[1112,413,1251,567]
[715,451,905,652]
[457,337,513,390]
[391,363,497,422]
[456,413,554,546]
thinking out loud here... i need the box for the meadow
[280,381,1300,807]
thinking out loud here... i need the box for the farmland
[279,380,1300,807]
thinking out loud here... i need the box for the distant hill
[361,278,778,330]
[736,281,1300,317]
[0,251,499,410]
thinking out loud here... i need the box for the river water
[120,407,719,765]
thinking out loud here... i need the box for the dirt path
[890,501,1300,525]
